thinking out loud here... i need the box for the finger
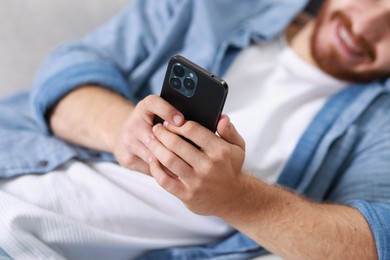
[134,139,154,162]
[130,141,154,174]
[152,122,205,167]
[141,95,184,126]
[119,120,154,161]
[127,155,151,175]
[146,125,194,181]
[116,141,151,175]
[162,120,220,153]
[149,153,184,196]
[217,114,245,150]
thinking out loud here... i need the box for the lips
[336,22,365,57]
[337,24,364,56]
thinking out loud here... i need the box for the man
[0,0,389,259]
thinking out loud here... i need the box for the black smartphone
[154,55,228,135]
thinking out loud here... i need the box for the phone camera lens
[173,65,185,77]
[170,77,182,89]
[183,78,195,90]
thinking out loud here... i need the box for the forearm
[221,174,378,259]
[48,85,134,152]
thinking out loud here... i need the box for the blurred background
[0,0,322,97]
[0,0,129,96]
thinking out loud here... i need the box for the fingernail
[145,135,151,145]
[173,115,183,126]
[224,114,231,123]
[148,156,154,163]
[152,124,160,133]
[163,121,169,127]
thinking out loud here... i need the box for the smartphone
[154,55,228,135]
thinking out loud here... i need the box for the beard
[310,1,390,83]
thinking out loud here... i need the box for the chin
[311,36,389,83]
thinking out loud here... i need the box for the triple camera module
[169,63,198,97]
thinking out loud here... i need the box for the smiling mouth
[333,14,375,62]
[337,24,364,57]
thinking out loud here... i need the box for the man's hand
[112,94,184,174]
[146,114,378,259]
[49,86,184,175]
[146,114,247,215]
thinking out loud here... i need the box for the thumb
[217,114,245,150]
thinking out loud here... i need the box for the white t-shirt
[0,161,234,259]
[223,36,347,183]
[0,36,348,259]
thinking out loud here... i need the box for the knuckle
[156,175,176,194]
[241,138,246,150]
[142,149,151,161]
[121,134,132,146]
[210,144,230,162]
[142,95,157,108]
[183,188,197,204]
[155,174,167,186]
[165,135,181,149]
[155,174,169,188]
[184,182,203,204]
[199,159,213,173]
[163,154,176,169]
[218,145,231,159]
[183,121,198,135]
[122,154,137,168]
[120,136,135,151]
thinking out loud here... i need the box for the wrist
[101,98,134,153]
[216,173,291,231]
[49,85,135,153]
[215,173,265,221]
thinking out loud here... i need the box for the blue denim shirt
[1,0,390,259]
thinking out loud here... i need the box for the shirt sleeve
[347,201,390,260]
[326,94,390,260]
[29,0,184,133]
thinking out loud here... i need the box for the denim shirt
[1,0,390,259]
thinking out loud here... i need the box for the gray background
[0,0,129,96]
[0,0,321,97]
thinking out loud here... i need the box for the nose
[352,6,390,42]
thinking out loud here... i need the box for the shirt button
[38,160,48,167]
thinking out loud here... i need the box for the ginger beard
[310,2,390,83]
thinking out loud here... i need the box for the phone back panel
[157,55,228,133]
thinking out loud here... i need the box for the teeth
[338,26,362,54]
